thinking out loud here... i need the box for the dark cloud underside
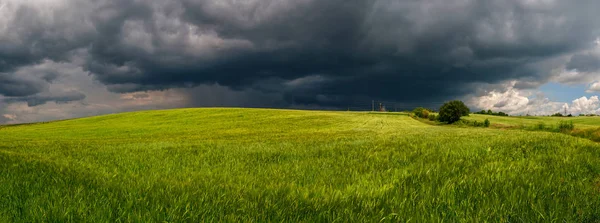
[567,53,600,72]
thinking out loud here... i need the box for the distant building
[379,103,387,112]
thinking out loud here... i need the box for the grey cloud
[493,101,508,108]
[3,90,86,107]
[0,73,46,96]
[183,84,286,108]
[86,0,600,103]
[0,115,9,124]
[131,93,150,99]
[0,1,95,72]
[0,60,78,97]
[1,0,600,109]
[513,80,544,90]
[567,53,600,72]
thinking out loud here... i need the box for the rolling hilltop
[1,108,600,222]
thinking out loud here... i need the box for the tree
[484,118,490,127]
[438,100,470,123]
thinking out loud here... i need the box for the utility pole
[372,100,374,112]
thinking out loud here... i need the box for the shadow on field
[570,128,600,142]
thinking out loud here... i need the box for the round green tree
[438,100,470,123]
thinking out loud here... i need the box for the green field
[1,108,600,222]
[463,114,600,142]
[465,114,600,129]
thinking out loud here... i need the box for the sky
[2,0,600,124]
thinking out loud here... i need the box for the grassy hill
[1,108,600,222]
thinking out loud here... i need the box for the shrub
[428,114,437,121]
[413,107,429,119]
[484,119,490,127]
[421,110,430,119]
[438,100,470,123]
[454,119,481,127]
[473,121,485,127]
[558,121,574,132]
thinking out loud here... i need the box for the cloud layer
[2,0,600,122]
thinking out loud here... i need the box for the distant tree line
[579,114,597,116]
[474,110,509,116]
[553,113,597,117]
[551,113,570,117]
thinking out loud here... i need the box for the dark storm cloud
[3,91,86,107]
[0,73,46,96]
[567,53,600,72]
[0,60,65,97]
[2,0,600,107]
[0,1,95,73]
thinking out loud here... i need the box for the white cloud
[469,81,600,116]
[569,96,600,115]
[586,81,600,93]
[2,114,16,120]
[471,87,530,112]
